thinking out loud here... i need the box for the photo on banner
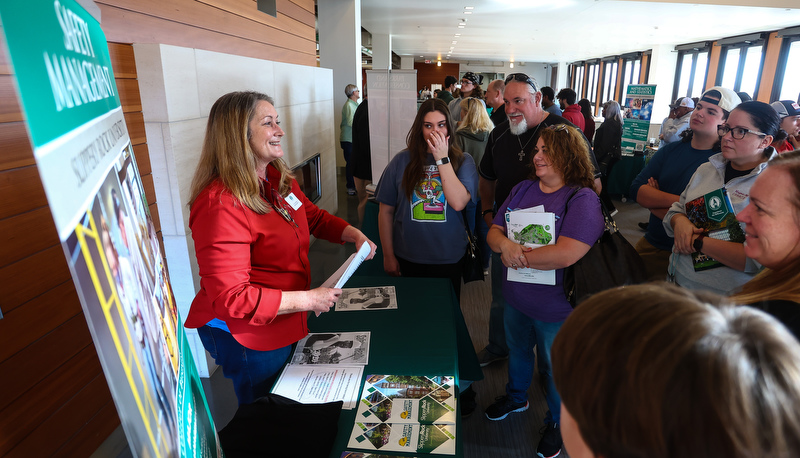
[0,0,221,456]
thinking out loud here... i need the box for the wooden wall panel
[0,167,47,220]
[0,122,34,171]
[757,32,782,102]
[0,74,23,123]
[0,206,60,266]
[414,62,461,94]
[52,401,121,458]
[0,245,72,314]
[98,0,316,67]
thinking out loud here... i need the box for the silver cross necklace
[516,121,541,161]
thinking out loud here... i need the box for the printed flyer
[0,1,220,456]
[355,375,456,424]
[336,286,398,311]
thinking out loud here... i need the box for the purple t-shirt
[493,180,604,322]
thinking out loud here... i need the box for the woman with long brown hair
[185,91,376,405]
[374,98,478,300]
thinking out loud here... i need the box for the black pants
[396,256,463,302]
[599,155,620,212]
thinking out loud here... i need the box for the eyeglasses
[717,124,767,140]
[504,73,539,92]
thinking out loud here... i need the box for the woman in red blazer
[185,91,376,404]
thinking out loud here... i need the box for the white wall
[133,43,337,375]
[457,61,550,89]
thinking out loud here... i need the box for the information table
[607,154,647,198]
[309,276,464,457]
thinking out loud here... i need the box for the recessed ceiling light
[458,25,465,28]
[455,34,461,36]
[464,6,474,9]
[452,41,457,44]
[464,11,472,14]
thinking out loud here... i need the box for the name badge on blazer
[285,193,302,210]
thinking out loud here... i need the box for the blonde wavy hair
[457,97,494,134]
[188,91,293,214]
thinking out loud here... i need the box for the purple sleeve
[559,189,604,245]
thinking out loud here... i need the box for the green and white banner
[621,84,657,155]
[0,1,221,456]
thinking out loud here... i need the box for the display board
[0,1,221,456]
[367,69,418,181]
[621,84,657,155]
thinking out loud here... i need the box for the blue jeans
[197,325,292,405]
[504,304,563,425]
[484,251,509,357]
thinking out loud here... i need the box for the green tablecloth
[309,276,465,457]
[607,154,646,197]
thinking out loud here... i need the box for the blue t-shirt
[493,181,604,322]
[629,140,716,251]
[375,150,479,264]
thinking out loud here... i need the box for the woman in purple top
[484,124,604,458]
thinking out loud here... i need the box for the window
[572,63,584,100]
[586,61,599,104]
[601,60,618,108]
[774,28,800,102]
[620,55,641,103]
[715,34,765,98]
[672,42,711,101]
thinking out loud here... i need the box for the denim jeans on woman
[504,303,563,425]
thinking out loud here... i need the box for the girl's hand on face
[426,131,450,161]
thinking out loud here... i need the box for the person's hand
[499,239,532,269]
[306,287,342,315]
[426,131,450,162]
[646,177,660,190]
[672,216,704,254]
[354,233,378,260]
[788,134,800,149]
[383,253,401,277]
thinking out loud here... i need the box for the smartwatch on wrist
[482,209,494,217]
[435,157,450,166]
[693,233,706,253]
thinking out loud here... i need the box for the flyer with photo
[291,332,371,365]
[336,287,398,311]
[356,375,456,424]
[348,422,455,455]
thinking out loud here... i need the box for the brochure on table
[505,206,556,285]
[272,332,371,409]
[336,286,398,311]
[348,375,457,455]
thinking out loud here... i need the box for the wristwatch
[693,233,706,253]
[435,157,450,166]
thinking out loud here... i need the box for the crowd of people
[186,74,800,457]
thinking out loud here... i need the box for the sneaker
[460,386,477,417]
[347,188,357,196]
[485,395,528,421]
[638,221,649,231]
[476,349,508,368]
[536,422,563,458]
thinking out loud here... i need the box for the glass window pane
[603,63,612,102]
[622,61,633,102]
[721,48,740,89]
[632,59,641,85]
[610,62,618,101]
[576,66,584,99]
[779,41,800,102]
[677,53,692,98]
[691,52,708,97]
[739,45,762,98]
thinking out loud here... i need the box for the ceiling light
[452,41,457,44]
[464,11,472,14]
[510,62,514,69]
[458,25,465,28]
[437,61,441,67]
[455,34,461,37]
[465,6,474,9]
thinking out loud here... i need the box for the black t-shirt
[724,162,754,183]
[479,113,599,209]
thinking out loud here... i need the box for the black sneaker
[536,422,563,458]
[460,386,477,417]
[484,395,528,421]
[638,221,649,231]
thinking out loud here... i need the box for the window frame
[714,33,766,96]
[772,27,800,102]
[671,42,711,102]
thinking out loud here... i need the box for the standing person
[449,71,484,123]
[457,97,495,270]
[437,75,457,105]
[374,98,478,301]
[477,73,599,370]
[552,283,800,458]
[340,84,360,195]
[629,87,740,281]
[664,101,781,295]
[351,90,372,226]
[556,88,585,132]
[659,97,695,146]
[770,100,800,153]
[731,150,800,338]
[593,100,624,213]
[540,86,562,116]
[484,124,604,458]
[185,91,376,405]
[577,98,595,142]
[486,79,507,126]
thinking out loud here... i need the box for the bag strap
[461,209,475,239]
[564,187,618,234]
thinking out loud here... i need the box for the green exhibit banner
[621,84,657,155]
[0,1,222,456]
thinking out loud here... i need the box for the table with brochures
[608,153,646,198]
[308,275,467,458]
